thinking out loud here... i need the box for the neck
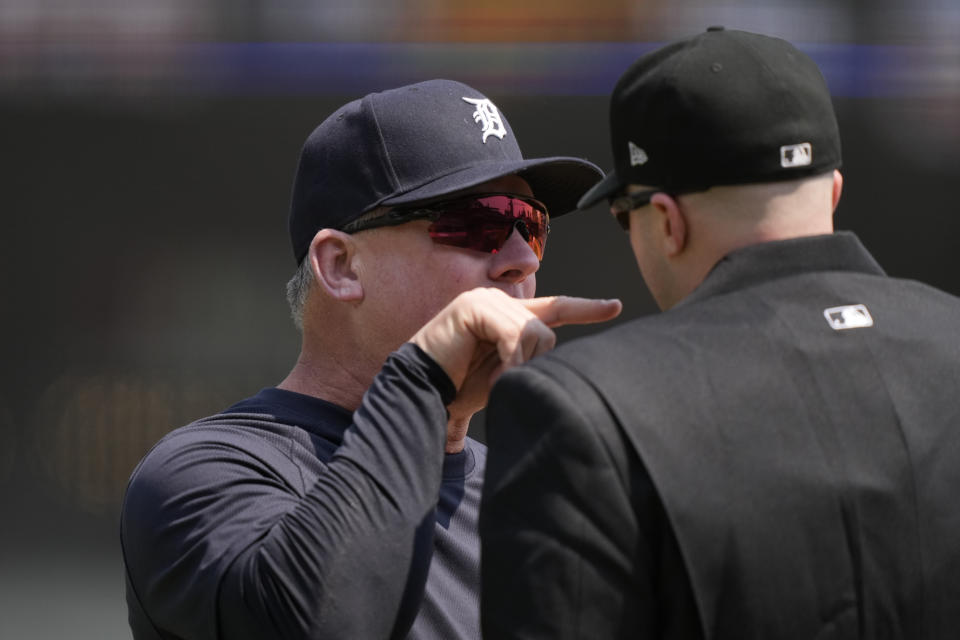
[668,182,835,309]
[278,346,378,411]
[281,340,470,456]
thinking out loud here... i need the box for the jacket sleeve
[480,358,663,639]
[120,343,454,640]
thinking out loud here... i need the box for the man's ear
[308,229,364,301]
[649,192,688,257]
[831,169,843,213]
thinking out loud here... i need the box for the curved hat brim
[575,170,622,210]
[379,156,604,220]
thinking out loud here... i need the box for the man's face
[616,184,675,310]
[352,175,541,355]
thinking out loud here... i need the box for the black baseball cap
[578,27,842,209]
[289,79,604,264]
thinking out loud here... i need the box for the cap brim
[576,170,622,210]
[379,156,604,220]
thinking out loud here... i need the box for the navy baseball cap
[289,79,604,264]
[578,27,842,209]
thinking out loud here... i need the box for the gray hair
[285,258,313,331]
[286,212,391,330]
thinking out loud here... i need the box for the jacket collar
[680,232,885,307]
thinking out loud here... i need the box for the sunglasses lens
[426,195,549,260]
[609,189,660,232]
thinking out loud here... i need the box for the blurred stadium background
[1,1,958,637]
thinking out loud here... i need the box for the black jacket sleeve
[121,343,455,640]
[480,358,698,639]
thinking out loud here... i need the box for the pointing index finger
[521,296,623,328]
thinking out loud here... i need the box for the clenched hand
[412,287,622,399]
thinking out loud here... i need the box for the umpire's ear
[307,229,364,302]
[831,169,844,213]
[649,191,688,257]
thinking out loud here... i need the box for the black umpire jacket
[481,232,960,639]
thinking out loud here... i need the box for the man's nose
[490,223,540,284]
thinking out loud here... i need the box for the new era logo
[781,143,812,168]
[628,141,648,167]
[823,304,874,331]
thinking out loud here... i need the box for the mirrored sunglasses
[341,193,551,260]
